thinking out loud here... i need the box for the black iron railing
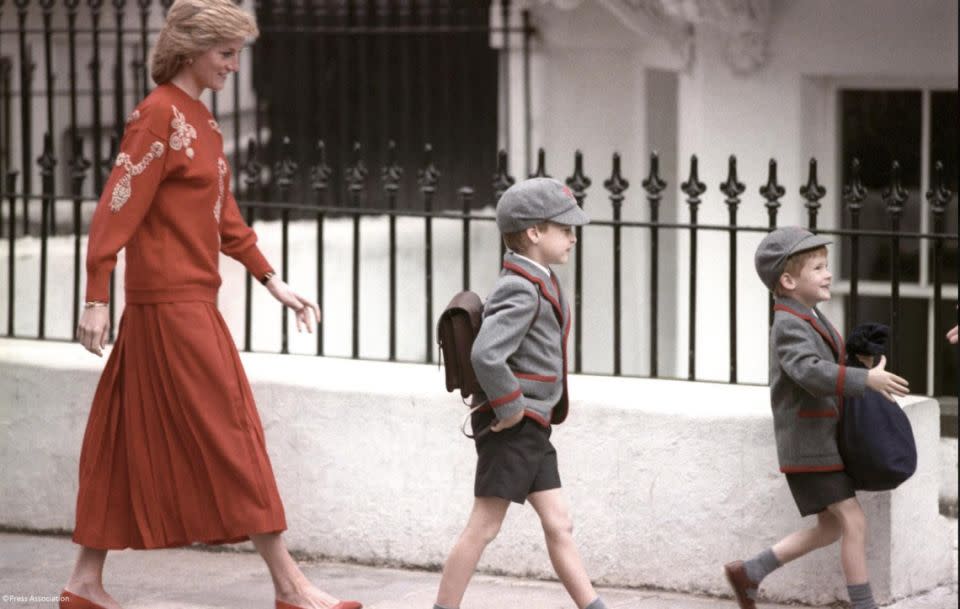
[1,141,957,396]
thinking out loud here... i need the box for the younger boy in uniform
[433,178,607,609]
[724,226,909,609]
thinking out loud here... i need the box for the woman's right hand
[77,306,111,357]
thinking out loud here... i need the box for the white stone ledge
[0,339,953,605]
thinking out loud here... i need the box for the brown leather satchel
[436,291,484,400]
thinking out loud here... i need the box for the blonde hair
[774,245,827,297]
[150,0,259,85]
[502,222,550,254]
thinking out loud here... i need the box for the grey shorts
[786,470,857,516]
[472,409,561,504]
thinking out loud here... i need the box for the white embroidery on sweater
[214,157,227,222]
[126,109,141,124]
[110,141,166,213]
[169,105,197,159]
[208,119,222,135]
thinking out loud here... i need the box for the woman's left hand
[265,276,321,333]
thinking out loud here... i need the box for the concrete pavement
[0,528,956,609]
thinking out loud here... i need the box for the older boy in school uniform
[433,178,607,609]
[724,226,909,609]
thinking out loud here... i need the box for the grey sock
[433,604,456,609]
[743,548,781,597]
[848,583,877,609]
[584,598,607,609]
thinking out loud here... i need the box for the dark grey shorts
[472,409,561,504]
[786,470,857,516]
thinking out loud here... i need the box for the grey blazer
[768,296,869,473]
[470,252,571,427]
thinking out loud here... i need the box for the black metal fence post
[382,140,401,361]
[345,142,368,359]
[241,138,262,353]
[926,161,954,397]
[70,137,91,335]
[419,144,439,363]
[459,186,474,292]
[680,155,705,380]
[720,155,744,384]
[801,158,825,232]
[566,150,590,374]
[311,140,333,358]
[274,136,298,355]
[642,152,666,377]
[760,158,784,326]
[883,160,908,367]
[6,171,17,336]
[842,158,866,332]
[604,152,628,376]
[37,132,55,339]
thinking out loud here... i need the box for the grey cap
[754,226,832,291]
[496,177,590,233]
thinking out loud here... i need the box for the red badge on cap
[562,185,575,200]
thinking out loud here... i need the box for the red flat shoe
[60,589,108,609]
[276,601,362,609]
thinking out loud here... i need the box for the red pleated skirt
[72,302,286,550]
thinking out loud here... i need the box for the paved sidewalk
[0,531,955,609]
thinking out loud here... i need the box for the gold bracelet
[260,271,276,285]
[84,301,108,309]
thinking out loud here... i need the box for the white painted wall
[0,338,953,604]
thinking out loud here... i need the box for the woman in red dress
[65,2,360,609]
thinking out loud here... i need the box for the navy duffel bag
[838,323,917,491]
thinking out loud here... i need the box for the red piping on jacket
[780,464,845,473]
[773,303,850,404]
[515,372,557,382]
[489,389,522,408]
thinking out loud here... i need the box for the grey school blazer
[470,252,571,427]
[769,296,869,473]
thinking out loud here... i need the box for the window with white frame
[837,88,958,398]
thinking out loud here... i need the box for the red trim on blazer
[780,464,845,473]
[553,273,572,424]
[798,409,838,418]
[515,372,558,382]
[524,410,551,428]
[502,261,563,325]
[774,302,850,410]
[489,389,522,408]
[773,304,838,355]
[836,363,847,397]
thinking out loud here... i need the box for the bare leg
[251,532,345,609]
[528,489,597,609]
[826,497,870,584]
[772,510,842,564]
[435,496,511,608]
[64,546,123,609]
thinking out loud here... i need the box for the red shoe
[276,601,362,609]
[60,590,108,609]
[723,561,758,609]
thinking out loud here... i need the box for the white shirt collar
[511,252,551,278]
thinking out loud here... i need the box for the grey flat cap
[496,177,590,233]
[754,226,832,290]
